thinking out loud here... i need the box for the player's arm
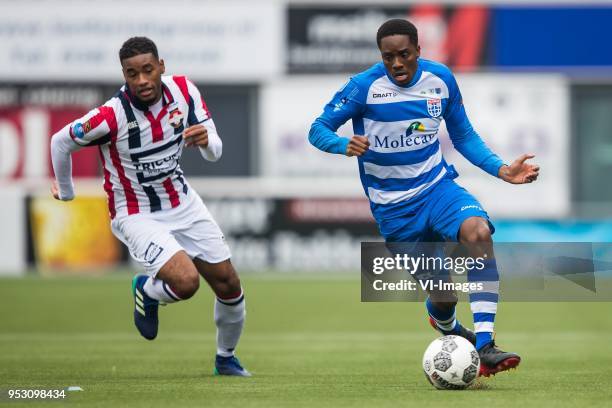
[182,79,222,162]
[444,73,539,184]
[309,79,369,157]
[50,124,79,200]
[50,106,114,200]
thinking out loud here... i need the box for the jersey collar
[124,83,173,112]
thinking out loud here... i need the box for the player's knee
[215,274,241,299]
[461,222,492,244]
[211,262,242,295]
[174,271,200,299]
[226,274,241,293]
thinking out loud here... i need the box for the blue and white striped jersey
[309,59,503,222]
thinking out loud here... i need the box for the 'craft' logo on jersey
[168,108,184,128]
[372,91,398,99]
[373,122,434,149]
[427,98,442,118]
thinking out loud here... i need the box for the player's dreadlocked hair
[119,37,159,61]
[376,19,418,48]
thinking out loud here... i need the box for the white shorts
[110,190,231,277]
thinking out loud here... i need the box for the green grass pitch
[1,273,611,407]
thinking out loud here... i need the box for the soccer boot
[478,341,521,377]
[214,355,251,377]
[132,274,159,340]
[428,316,477,346]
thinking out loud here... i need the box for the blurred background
[1,0,611,277]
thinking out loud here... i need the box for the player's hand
[498,154,540,184]
[51,180,61,200]
[183,124,208,148]
[346,135,370,157]
[50,180,74,201]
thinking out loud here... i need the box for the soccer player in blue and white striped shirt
[309,19,539,377]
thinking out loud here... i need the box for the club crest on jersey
[427,98,442,118]
[83,120,92,134]
[72,120,91,139]
[168,108,184,128]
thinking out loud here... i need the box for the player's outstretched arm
[50,124,80,201]
[498,153,540,184]
[443,69,507,177]
[50,104,118,201]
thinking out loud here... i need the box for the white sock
[143,277,181,303]
[214,290,246,357]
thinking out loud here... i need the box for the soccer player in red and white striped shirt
[50,37,250,376]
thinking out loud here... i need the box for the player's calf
[195,259,250,375]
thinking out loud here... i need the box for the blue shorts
[377,178,494,243]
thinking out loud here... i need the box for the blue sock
[425,297,463,335]
[475,332,493,350]
[468,258,499,350]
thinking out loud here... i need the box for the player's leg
[458,217,497,350]
[426,286,476,345]
[428,179,520,375]
[111,214,196,340]
[195,258,244,358]
[194,258,250,377]
[133,251,199,339]
[172,193,250,376]
[426,180,496,345]
[406,195,475,343]
[153,250,200,300]
[380,201,476,344]
[458,217,520,376]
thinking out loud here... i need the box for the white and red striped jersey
[56,75,218,219]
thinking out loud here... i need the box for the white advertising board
[0,0,282,82]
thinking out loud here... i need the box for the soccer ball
[422,335,480,390]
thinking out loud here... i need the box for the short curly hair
[119,37,159,61]
[376,19,418,48]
